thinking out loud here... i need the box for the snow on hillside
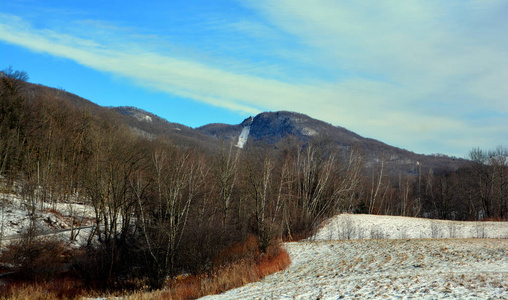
[312,214,508,240]
[0,193,94,243]
[236,125,250,148]
[1,189,507,299]
[201,214,508,300]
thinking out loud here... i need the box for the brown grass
[0,236,291,300]
[162,244,291,300]
[0,278,85,300]
[480,216,507,222]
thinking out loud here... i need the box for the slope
[198,111,467,174]
[10,81,221,153]
[201,214,508,299]
[9,80,467,174]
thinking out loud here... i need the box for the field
[1,193,507,299]
[201,215,508,300]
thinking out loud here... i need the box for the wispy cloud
[0,13,383,118]
[244,0,508,153]
[1,0,507,156]
[248,0,508,104]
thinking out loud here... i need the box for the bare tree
[272,152,293,238]
[398,174,412,216]
[295,144,337,230]
[1,66,29,82]
[469,148,494,219]
[214,142,240,230]
[137,146,206,288]
[488,147,508,219]
[366,156,387,214]
[246,149,275,252]
[330,146,363,214]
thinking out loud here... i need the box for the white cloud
[243,0,508,154]
[249,1,508,101]
[1,0,507,156]
[0,13,381,119]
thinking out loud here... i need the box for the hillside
[1,75,507,298]
[6,80,466,175]
[202,214,508,299]
[110,106,221,152]
[2,78,502,223]
[8,81,222,153]
[198,111,466,175]
[4,78,501,221]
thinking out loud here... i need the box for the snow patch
[236,126,250,149]
[0,193,95,243]
[312,214,508,240]
[302,127,317,136]
[203,239,508,299]
[134,113,153,123]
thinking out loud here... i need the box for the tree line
[0,74,363,288]
[1,71,506,289]
[352,147,508,221]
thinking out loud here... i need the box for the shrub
[1,66,29,82]
[0,236,70,282]
[0,278,84,300]
[163,239,290,300]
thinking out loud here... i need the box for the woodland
[0,68,507,298]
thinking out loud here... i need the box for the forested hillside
[198,111,467,175]
[0,71,507,297]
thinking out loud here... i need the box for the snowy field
[1,191,507,299]
[313,214,508,240]
[201,214,508,299]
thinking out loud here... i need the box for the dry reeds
[0,278,85,300]
[0,235,291,300]
[163,237,291,300]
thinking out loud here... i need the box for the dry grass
[0,236,291,300]
[0,278,85,300]
[92,238,291,300]
[162,240,291,300]
[480,216,507,222]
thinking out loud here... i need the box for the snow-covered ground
[0,192,94,243]
[313,214,508,240]
[201,214,508,299]
[2,190,508,299]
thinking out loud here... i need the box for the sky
[1,0,507,157]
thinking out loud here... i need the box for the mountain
[16,82,221,153]
[198,111,363,145]
[110,106,220,152]
[197,111,466,174]
[11,81,465,174]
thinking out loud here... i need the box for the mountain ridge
[12,81,466,174]
[197,110,466,174]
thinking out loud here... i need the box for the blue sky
[1,0,507,157]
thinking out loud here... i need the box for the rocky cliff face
[197,111,466,174]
